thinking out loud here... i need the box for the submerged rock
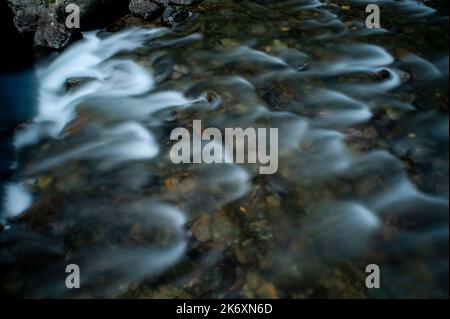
[161,5,193,27]
[64,77,96,91]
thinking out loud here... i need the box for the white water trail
[2,183,32,220]
[14,28,175,148]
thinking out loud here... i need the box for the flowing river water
[0,0,448,298]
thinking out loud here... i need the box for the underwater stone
[161,5,192,27]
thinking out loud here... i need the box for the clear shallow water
[0,0,448,298]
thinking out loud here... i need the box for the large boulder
[6,0,45,33]
[129,0,161,20]
[6,0,130,49]
[5,0,197,49]
[128,0,196,26]
[34,8,73,49]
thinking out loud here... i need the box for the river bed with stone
[0,0,448,298]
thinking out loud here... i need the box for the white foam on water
[84,202,189,281]
[77,90,190,122]
[304,89,372,127]
[222,46,288,68]
[14,28,172,148]
[313,43,394,76]
[400,53,443,82]
[38,28,168,91]
[2,183,32,219]
[306,201,381,258]
[26,121,159,174]
[370,176,450,213]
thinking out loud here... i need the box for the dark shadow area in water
[0,1,37,217]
